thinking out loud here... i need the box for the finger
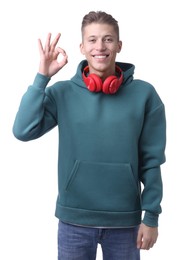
[58,56,68,68]
[142,239,155,250]
[140,237,150,250]
[50,33,61,52]
[44,33,52,52]
[148,239,156,249]
[136,229,143,249]
[38,38,44,55]
[52,47,67,61]
[141,242,149,250]
[56,47,67,57]
[136,238,142,249]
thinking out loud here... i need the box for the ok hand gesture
[38,33,68,77]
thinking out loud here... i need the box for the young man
[13,11,166,260]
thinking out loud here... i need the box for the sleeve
[139,91,166,227]
[12,73,57,141]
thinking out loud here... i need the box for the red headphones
[82,65,124,94]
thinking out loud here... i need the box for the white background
[0,0,184,259]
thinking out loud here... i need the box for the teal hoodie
[13,60,166,227]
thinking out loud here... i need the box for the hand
[38,33,68,77]
[137,223,158,250]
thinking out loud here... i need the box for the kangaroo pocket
[64,160,141,212]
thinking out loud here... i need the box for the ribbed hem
[32,73,51,89]
[142,211,159,227]
[55,205,141,228]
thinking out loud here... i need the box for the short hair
[81,11,120,40]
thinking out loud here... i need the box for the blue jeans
[58,221,140,260]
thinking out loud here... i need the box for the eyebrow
[88,34,114,38]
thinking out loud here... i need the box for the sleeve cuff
[142,211,159,227]
[32,73,51,89]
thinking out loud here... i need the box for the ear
[80,43,85,55]
[117,41,122,53]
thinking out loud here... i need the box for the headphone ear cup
[83,65,123,94]
[88,74,102,92]
[82,66,103,92]
[102,76,119,94]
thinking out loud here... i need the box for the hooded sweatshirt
[13,60,166,228]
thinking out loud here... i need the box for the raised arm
[13,33,68,141]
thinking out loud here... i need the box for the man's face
[80,23,122,78]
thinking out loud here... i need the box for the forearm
[13,73,56,141]
[140,166,163,227]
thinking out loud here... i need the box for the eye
[104,37,113,43]
[88,38,96,43]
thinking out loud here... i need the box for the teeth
[94,55,106,59]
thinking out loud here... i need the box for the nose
[95,39,106,51]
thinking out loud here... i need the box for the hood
[71,60,135,90]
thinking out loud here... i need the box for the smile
[93,55,109,58]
